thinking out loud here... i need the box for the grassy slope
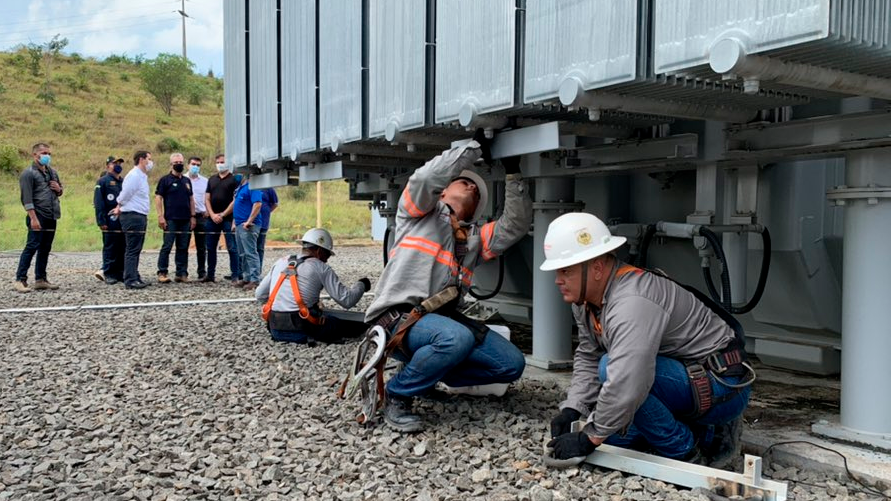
[0,50,370,251]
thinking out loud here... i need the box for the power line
[0,12,174,37]
[0,1,179,27]
[0,19,177,48]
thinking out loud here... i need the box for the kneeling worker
[364,132,533,433]
[256,228,371,345]
[543,212,753,468]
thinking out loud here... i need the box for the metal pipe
[529,176,576,370]
[558,77,756,124]
[709,38,891,101]
[840,150,891,436]
[457,101,508,134]
[655,222,765,239]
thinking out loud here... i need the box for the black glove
[550,408,582,438]
[358,277,371,292]
[472,128,493,165]
[501,156,521,175]
[547,432,597,460]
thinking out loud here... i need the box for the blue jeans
[235,223,261,283]
[16,214,56,282]
[386,313,526,397]
[599,354,750,459]
[205,218,239,280]
[157,219,191,277]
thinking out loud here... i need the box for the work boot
[706,417,743,470]
[105,277,120,285]
[174,275,190,283]
[33,279,60,290]
[383,393,423,433]
[13,280,31,293]
[94,269,105,281]
[199,276,215,283]
[157,273,172,284]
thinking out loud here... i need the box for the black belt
[194,212,207,217]
[372,307,409,333]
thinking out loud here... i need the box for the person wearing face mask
[232,173,264,290]
[203,153,240,283]
[15,142,64,293]
[155,152,196,283]
[112,150,153,289]
[92,155,126,285]
[187,156,208,280]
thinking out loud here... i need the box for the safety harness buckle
[686,363,713,418]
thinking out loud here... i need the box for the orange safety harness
[261,256,323,325]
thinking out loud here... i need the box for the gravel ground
[1,250,887,500]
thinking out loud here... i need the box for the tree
[27,35,68,104]
[138,53,194,116]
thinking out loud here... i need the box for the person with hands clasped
[155,152,195,283]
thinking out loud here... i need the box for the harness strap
[261,256,323,326]
[262,273,288,322]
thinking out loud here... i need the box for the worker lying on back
[363,130,533,433]
[256,228,371,345]
[543,212,754,469]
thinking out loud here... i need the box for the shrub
[157,137,183,153]
[52,121,70,134]
[36,88,56,104]
[0,144,25,175]
[139,53,193,116]
[287,184,312,202]
[155,113,170,125]
[69,52,83,64]
[186,80,209,105]
[8,53,26,68]
[97,107,105,120]
[0,81,5,95]
[120,73,130,82]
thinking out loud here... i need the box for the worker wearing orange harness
[543,212,754,468]
[256,228,371,345]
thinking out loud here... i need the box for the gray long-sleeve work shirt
[20,163,62,220]
[256,255,365,312]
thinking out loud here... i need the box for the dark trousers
[16,214,57,282]
[205,218,240,280]
[192,214,207,277]
[258,227,268,270]
[158,219,191,277]
[270,315,368,344]
[101,223,125,280]
[120,212,147,285]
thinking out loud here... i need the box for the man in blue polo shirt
[257,187,278,269]
[232,174,264,290]
[155,152,196,283]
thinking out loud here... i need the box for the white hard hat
[539,212,626,271]
[452,169,489,222]
[302,228,335,255]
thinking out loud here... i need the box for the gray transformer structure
[224,0,891,448]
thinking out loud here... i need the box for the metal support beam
[688,163,718,225]
[723,166,758,306]
[529,176,578,370]
[583,445,788,501]
[836,150,891,438]
[249,169,291,189]
[725,110,891,161]
[299,161,343,182]
[489,122,562,160]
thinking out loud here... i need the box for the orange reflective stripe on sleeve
[616,264,644,278]
[401,183,426,218]
[480,221,497,261]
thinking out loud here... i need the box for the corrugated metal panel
[435,0,515,123]
[654,0,831,74]
[249,0,278,165]
[281,0,316,159]
[319,0,363,149]
[368,0,427,138]
[524,0,638,103]
[223,0,246,168]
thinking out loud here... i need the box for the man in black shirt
[93,155,126,284]
[15,142,63,293]
[155,152,195,283]
[203,153,240,283]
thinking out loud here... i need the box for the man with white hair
[364,131,533,433]
[154,152,196,283]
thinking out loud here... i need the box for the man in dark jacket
[15,142,63,293]
[93,155,126,284]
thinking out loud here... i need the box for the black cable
[468,255,504,300]
[636,224,656,268]
[762,440,890,499]
[729,227,771,314]
[698,226,732,310]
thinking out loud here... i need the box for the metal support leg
[723,166,758,307]
[528,177,579,370]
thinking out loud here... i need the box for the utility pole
[177,0,189,60]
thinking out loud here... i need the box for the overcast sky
[0,0,224,75]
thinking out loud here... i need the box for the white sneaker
[94,269,105,281]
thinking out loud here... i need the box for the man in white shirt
[113,150,154,289]
[187,156,209,280]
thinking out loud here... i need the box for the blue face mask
[234,174,244,183]
[113,164,123,174]
[189,165,200,176]
[38,154,51,167]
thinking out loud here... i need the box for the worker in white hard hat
[363,129,533,433]
[256,228,371,345]
[541,212,754,468]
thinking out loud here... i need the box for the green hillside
[0,49,370,251]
